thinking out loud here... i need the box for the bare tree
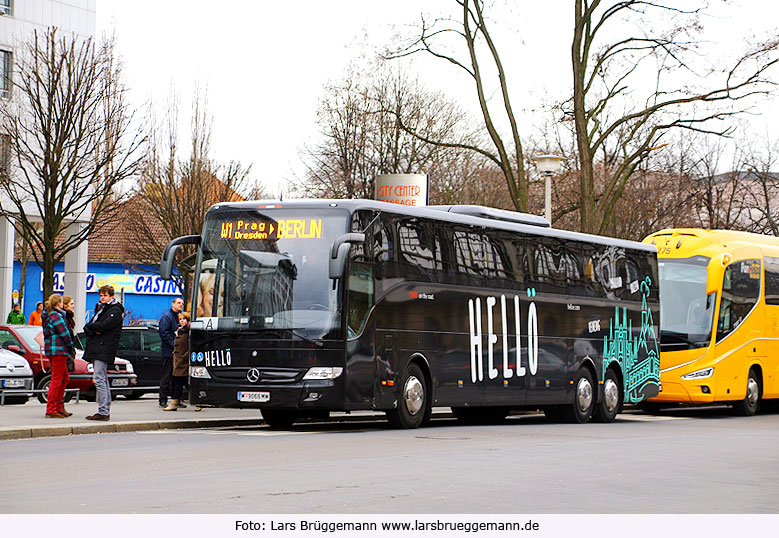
[723,135,779,234]
[389,0,530,211]
[124,89,265,303]
[569,0,779,234]
[297,64,483,203]
[0,29,143,298]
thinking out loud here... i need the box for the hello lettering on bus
[468,290,539,384]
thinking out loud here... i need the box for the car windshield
[14,327,42,352]
[193,208,349,338]
[658,255,716,350]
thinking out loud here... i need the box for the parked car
[76,325,163,398]
[0,348,34,405]
[0,325,138,403]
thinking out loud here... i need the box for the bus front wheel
[732,368,761,416]
[561,367,595,423]
[262,409,298,429]
[387,363,429,429]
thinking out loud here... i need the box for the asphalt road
[1,407,778,514]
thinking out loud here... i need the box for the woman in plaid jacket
[42,294,75,418]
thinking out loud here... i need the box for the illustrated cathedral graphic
[602,278,661,402]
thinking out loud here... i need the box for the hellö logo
[468,288,539,384]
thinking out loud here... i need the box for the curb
[0,417,266,441]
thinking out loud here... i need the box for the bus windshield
[194,208,349,338]
[658,255,715,350]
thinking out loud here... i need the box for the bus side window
[717,259,761,342]
[764,256,779,305]
[347,261,374,339]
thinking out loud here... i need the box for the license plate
[237,391,270,402]
[3,379,25,388]
[111,378,129,387]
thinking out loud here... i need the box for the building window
[1,50,11,98]
[0,0,11,17]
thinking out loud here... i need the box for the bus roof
[206,199,656,253]
[645,228,779,251]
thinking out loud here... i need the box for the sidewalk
[0,395,268,441]
[0,395,448,441]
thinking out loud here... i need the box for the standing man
[28,301,43,325]
[158,297,184,408]
[6,303,24,324]
[83,285,124,421]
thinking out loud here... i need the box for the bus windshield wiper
[660,331,699,347]
[292,330,324,348]
[248,327,324,347]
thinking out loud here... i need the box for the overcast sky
[96,1,779,197]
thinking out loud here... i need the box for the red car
[0,325,137,402]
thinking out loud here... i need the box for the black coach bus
[160,200,660,429]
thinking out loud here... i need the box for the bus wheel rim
[577,377,593,413]
[404,376,424,416]
[603,378,619,413]
[747,377,759,407]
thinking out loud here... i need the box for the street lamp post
[531,154,565,226]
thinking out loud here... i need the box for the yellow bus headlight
[681,367,714,380]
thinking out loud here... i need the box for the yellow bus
[643,229,779,414]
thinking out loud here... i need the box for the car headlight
[303,367,343,380]
[681,367,714,380]
[87,363,94,373]
[123,362,134,374]
[190,366,211,378]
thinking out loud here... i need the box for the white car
[0,348,34,405]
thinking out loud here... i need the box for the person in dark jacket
[62,295,77,373]
[158,297,184,408]
[164,311,190,411]
[83,285,124,421]
[42,294,74,418]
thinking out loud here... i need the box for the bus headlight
[303,367,343,380]
[190,366,211,379]
[681,367,714,380]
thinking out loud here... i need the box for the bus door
[344,255,377,408]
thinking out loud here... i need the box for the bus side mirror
[329,233,366,281]
[160,235,202,280]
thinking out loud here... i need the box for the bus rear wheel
[561,367,595,423]
[387,363,428,429]
[262,409,298,429]
[732,368,761,416]
[593,369,621,423]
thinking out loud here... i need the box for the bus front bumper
[189,378,342,409]
[649,380,716,403]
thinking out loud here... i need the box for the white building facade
[1,0,96,329]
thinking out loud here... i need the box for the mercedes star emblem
[246,368,261,383]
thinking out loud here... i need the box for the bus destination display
[219,218,322,241]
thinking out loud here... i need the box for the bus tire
[732,368,761,416]
[262,409,298,429]
[561,367,595,424]
[593,368,621,423]
[387,363,428,429]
